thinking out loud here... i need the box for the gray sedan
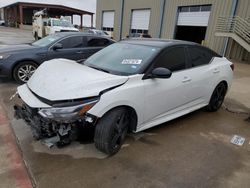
[0,32,115,83]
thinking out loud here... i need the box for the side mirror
[151,67,172,79]
[53,43,63,50]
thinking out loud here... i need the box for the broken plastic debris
[41,136,60,148]
[9,91,18,101]
[230,135,245,146]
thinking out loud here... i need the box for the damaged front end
[14,96,99,148]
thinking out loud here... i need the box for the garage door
[131,9,151,30]
[102,11,114,28]
[177,5,211,26]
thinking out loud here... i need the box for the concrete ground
[0,27,250,188]
[0,26,33,47]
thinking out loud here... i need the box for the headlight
[0,54,10,60]
[38,100,98,121]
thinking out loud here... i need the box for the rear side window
[60,36,85,48]
[154,47,186,72]
[188,47,214,67]
[87,38,110,47]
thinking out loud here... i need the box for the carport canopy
[2,2,94,28]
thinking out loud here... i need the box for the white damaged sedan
[14,39,234,155]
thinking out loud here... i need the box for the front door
[47,36,87,61]
[142,47,195,128]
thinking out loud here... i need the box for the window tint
[87,38,110,47]
[188,47,214,67]
[59,36,84,49]
[154,47,186,72]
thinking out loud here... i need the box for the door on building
[175,5,211,44]
[102,11,115,37]
[130,9,151,36]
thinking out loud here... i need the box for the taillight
[230,64,234,71]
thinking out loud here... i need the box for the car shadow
[0,78,17,85]
[77,126,95,144]
[77,108,208,146]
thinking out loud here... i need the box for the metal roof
[2,2,94,15]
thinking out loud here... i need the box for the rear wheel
[94,107,129,155]
[207,82,227,112]
[13,62,38,84]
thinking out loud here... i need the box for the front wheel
[207,82,227,112]
[94,107,129,155]
[13,62,38,84]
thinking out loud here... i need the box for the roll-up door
[177,5,211,26]
[131,9,151,31]
[177,12,211,26]
[175,5,211,44]
[102,11,114,28]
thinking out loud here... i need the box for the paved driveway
[0,26,33,46]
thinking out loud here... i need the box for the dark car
[0,32,115,83]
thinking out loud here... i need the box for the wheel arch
[97,105,138,133]
[12,59,39,78]
[218,80,228,92]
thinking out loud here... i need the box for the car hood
[0,44,38,54]
[27,59,128,101]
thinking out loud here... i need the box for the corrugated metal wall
[96,0,121,39]
[161,0,234,55]
[226,0,250,62]
[121,0,162,38]
[96,0,249,62]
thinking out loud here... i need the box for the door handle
[76,51,84,54]
[213,68,220,73]
[182,76,191,83]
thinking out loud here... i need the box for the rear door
[185,46,218,103]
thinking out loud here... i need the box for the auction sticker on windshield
[122,59,142,65]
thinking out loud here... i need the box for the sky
[0,0,97,26]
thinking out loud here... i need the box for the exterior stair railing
[215,16,250,52]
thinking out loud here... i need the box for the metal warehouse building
[96,0,250,62]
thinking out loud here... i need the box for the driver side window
[59,36,85,49]
[154,47,186,72]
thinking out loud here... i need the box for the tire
[94,107,129,155]
[207,82,227,112]
[13,61,38,84]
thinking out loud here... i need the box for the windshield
[53,19,73,27]
[96,30,108,36]
[32,35,60,47]
[84,43,161,75]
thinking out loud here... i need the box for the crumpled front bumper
[14,87,97,148]
[14,102,83,147]
[14,83,99,148]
